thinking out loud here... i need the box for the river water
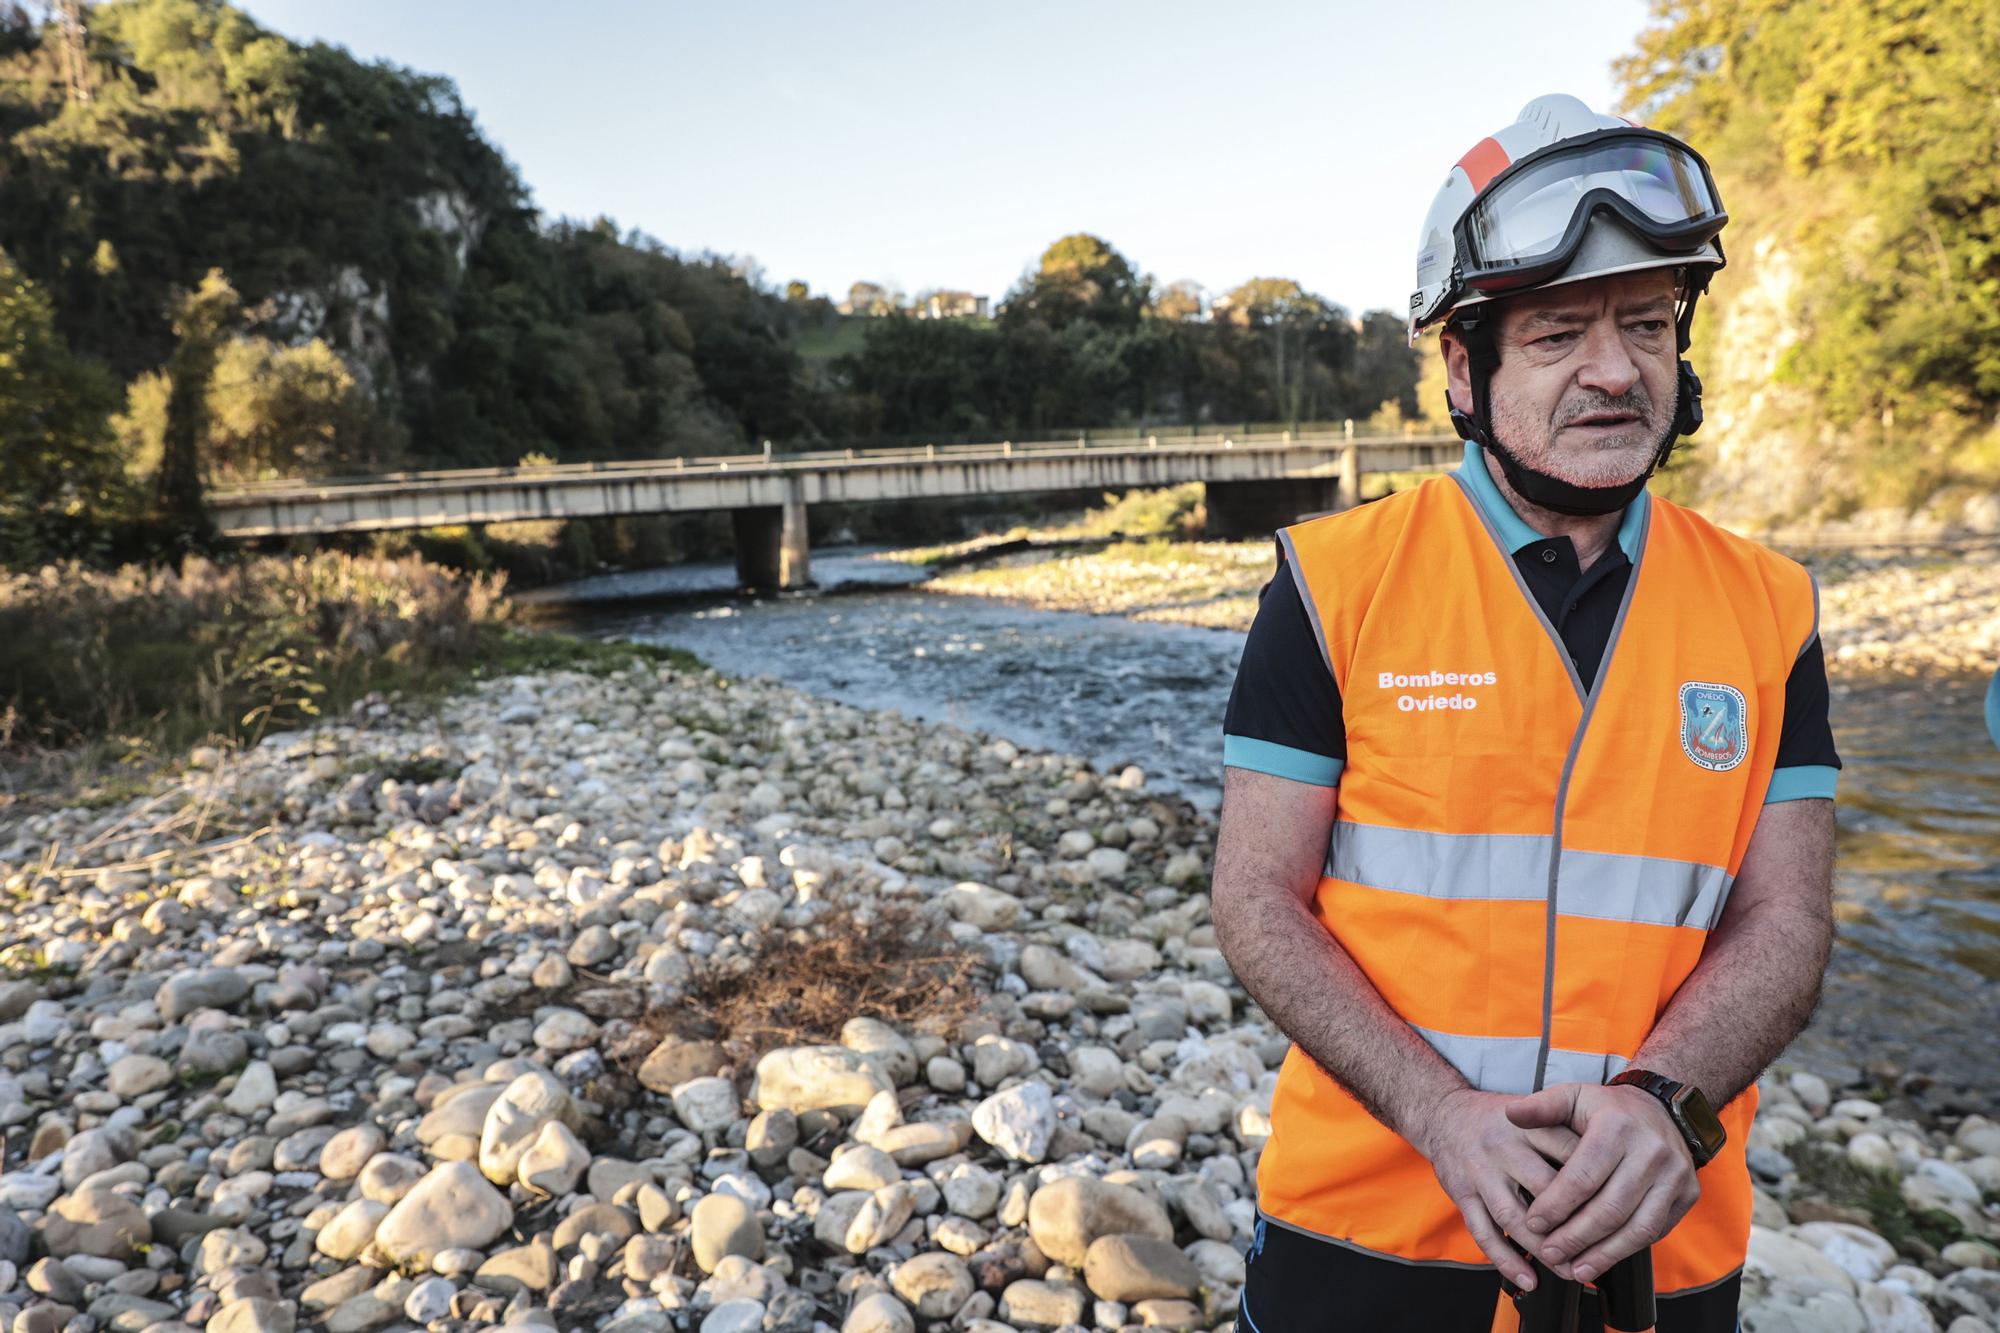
[530,552,2000,1097]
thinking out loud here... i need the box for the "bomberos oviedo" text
[1378,669,1499,712]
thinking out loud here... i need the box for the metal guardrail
[207,429,1460,503]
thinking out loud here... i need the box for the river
[526,551,2000,1100]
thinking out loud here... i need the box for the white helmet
[1406,94,1727,345]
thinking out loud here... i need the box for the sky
[235,1,1654,318]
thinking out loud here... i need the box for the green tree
[0,247,123,566]
[1152,279,1205,322]
[1620,0,2000,508]
[156,266,235,549]
[207,335,362,479]
[839,315,1001,436]
[1216,278,1354,425]
[1004,234,1148,331]
[1351,310,1422,421]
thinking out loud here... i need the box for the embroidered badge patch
[1679,681,1748,772]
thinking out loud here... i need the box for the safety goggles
[1452,128,1726,298]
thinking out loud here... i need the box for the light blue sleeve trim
[1765,765,1838,804]
[1223,734,1343,787]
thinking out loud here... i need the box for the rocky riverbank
[1,656,1996,1333]
[913,542,1265,634]
[908,539,2000,678]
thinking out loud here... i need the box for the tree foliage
[0,0,1430,566]
[0,248,123,565]
[1620,0,2000,508]
[1003,233,1149,331]
[0,0,806,482]
[841,237,1418,439]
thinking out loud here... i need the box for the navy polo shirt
[1221,443,1841,802]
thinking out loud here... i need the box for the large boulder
[636,1038,727,1093]
[373,1162,514,1267]
[1026,1177,1172,1268]
[972,1082,1056,1163]
[689,1193,763,1274]
[890,1252,974,1319]
[106,1054,174,1099]
[1744,1225,1858,1295]
[158,967,250,1020]
[841,1018,918,1087]
[671,1077,741,1135]
[750,1046,892,1115]
[1081,1234,1201,1302]
[941,882,1021,931]
[842,1291,916,1333]
[1792,1221,1896,1284]
[517,1121,590,1197]
[415,1082,505,1149]
[477,1070,580,1186]
[57,1127,132,1191]
[997,1279,1089,1329]
[43,1189,152,1262]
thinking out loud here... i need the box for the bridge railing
[208,428,1460,502]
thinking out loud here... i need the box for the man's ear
[1439,328,1472,417]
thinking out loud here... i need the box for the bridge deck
[206,430,1461,538]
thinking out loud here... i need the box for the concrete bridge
[207,428,1461,589]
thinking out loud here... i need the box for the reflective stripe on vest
[1327,822,1736,930]
[1253,470,1819,1296]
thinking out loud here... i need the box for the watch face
[1671,1085,1728,1165]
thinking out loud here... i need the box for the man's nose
[1573,321,1641,398]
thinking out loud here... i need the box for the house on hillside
[917,290,988,320]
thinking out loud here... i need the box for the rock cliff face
[259,192,486,397]
[1685,232,1825,524]
[1680,228,2000,535]
[413,189,489,272]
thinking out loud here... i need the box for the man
[1212,95,1839,1332]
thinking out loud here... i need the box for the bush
[0,551,508,756]
[621,899,985,1070]
[1074,482,1208,540]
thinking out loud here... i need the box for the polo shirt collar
[1452,440,1648,563]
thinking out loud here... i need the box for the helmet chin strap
[1445,274,1710,520]
[1478,429,1652,517]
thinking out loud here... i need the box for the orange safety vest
[1255,461,1818,1297]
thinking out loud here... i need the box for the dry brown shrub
[0,552,509,756]
[629,900,986,1071]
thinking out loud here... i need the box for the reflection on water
[540,571,2000,1093]
[1791,675,2000,1090]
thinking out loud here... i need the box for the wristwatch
[1608,1069,1727,1168]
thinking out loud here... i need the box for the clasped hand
[1416,1083,1699,1292]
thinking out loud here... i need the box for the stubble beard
[1493,379,1679,490]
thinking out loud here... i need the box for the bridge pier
[731,489,811,590]
[1337,442,1362,511]
[1204,477,1341,539]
